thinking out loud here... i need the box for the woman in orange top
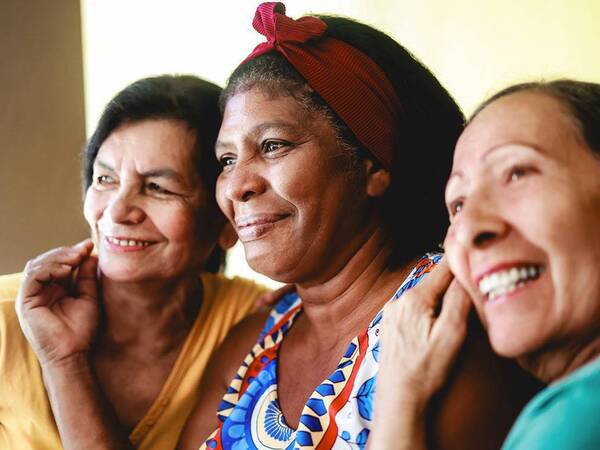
[2,74,267,450]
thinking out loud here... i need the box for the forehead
[454,91,580,166]
[219,88,315,133]
[97,119,197,168]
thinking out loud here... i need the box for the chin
[98,261,151,283]
[487,325,543,360]
[245,249,297,284]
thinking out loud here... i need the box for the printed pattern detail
[201,254,441,450]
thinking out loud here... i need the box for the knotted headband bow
[242,2,404,170]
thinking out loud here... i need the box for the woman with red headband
[177,3,540,450]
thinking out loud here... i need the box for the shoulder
[0,273,22,334]
[0,272,23,303]
[392,253,442,299]
[204,309,271,392]
[0,274,41,394]
[503,359,600,449]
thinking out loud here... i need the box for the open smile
[477,264,544,301]
[104,235,157,252]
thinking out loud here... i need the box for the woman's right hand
[15,239,100,367]
[369,259,472,450]
[379,259,472,404]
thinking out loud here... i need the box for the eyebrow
[94,159,184,183]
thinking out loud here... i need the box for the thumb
[76,255,99,301]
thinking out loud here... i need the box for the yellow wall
[81,0,600,285]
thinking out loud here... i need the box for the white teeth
[106,237,150,247]
[478,265,542,300]
[520,267,528,279]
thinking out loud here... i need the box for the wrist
[41,351,92,374]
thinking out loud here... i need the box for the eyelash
[262,140,288,153]
[507,165,535,182]
[448,197,464,217]
[218,140,293,170]
[218,155,235,168]
[447,165,537,217]
[147,182,173,195]
[96,175,114,185]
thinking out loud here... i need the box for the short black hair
[472,79,600,158]
[83,75,226,272]
[223,16,465,267]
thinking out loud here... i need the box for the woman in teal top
[370,80,600,450]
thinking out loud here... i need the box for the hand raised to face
[378,259,472,406]
[15,239,100,368]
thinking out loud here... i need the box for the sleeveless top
[201,254,441,450]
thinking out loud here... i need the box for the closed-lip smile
[235,213,289,240]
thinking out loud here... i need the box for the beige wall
[0,0,87,273]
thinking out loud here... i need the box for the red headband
[242,2,404,170]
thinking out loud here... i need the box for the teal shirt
[503,356,600,450]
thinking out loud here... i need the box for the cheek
[443,226,465,279]
[83,189,102,229]
[215,177,233,219]
[157,207,198,242]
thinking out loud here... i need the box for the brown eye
[147,182,172,195]
[219,154,236,169]
[508,165,535,182]
[262,140,287,153]
[97,175,114,185]
[448,198,464,217]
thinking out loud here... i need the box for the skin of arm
[177,310,270,450]
[42,354,134,450]
[15,240,134,450]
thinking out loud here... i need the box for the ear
[365,160,391,197]
[217,221,238,250]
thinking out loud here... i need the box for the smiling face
[84,119,218,282]
[444,91,600,360]
[215,87,382,284]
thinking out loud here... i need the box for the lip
[234,213,289,241]
[102,235,157,252]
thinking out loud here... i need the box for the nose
[450,197,508,250]
[223,160,267,203]
[105,190,145,225]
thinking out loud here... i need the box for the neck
[295,227,416,342]
[518,334,600,384]
[96,274,202,356]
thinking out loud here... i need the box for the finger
[414,258,454,297]
[397,260,454,321]
[431,279,471,350]
[26,240,94,270]
[75,255,98,301]
[19,262,74,302]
